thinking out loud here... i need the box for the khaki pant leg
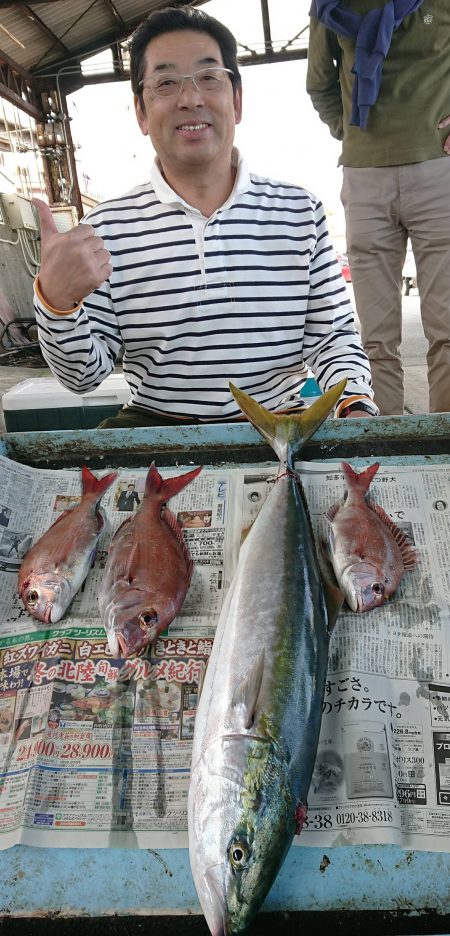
[400,158,450,414]
[341,167,407,415]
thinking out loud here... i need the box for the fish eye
[228,838,250,871]
[138,610,158,631]
[372,582,385,597]
[27,589,39,606]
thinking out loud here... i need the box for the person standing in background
[306,0,450,415]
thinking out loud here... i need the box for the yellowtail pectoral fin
[196,659,207,703]
[232,649,265,730]
[317,538,344,634]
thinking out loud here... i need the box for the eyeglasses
[139,66,233,97]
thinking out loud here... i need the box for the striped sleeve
[33,177,378,419]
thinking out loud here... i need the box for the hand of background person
[438,115,450,154]
[33,198,113,312]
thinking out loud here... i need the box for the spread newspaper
[0,452,448,852]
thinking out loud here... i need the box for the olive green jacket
[306,1,450,167]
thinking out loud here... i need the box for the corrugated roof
[0,1,207,78]
[0,0,310,113]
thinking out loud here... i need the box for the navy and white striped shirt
[34,152,377,421]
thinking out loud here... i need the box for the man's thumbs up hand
[33,197,59,238]
[33,198,113,312]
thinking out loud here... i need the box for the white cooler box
[2,374,131,432]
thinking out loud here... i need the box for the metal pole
[260,0,273,55]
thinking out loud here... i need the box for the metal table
[0,414,449,935]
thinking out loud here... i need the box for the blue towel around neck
[310,0,425,128]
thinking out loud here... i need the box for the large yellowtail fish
[188,381,345,936]
[18,466,117,624]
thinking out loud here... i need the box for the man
[0,506,9,527]
[6,534,21,558]
[306,0,450,415]
[117,483,141,512]
[33,5,378,427]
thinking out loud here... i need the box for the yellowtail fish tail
[341,460,380,497]
[145,462,202,503]
[229,379,347,468]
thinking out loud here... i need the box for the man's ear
[234,85,243,126]
[134,94,149,137]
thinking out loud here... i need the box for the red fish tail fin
[145,462,202,503]
[81,466,118,499]
[342,461,379,497]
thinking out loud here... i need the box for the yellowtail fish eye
[372,582,385,597]
[138,611,158,632]
[27,589,40,606]
[228,839,250,871]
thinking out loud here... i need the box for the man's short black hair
[129,4,241,108]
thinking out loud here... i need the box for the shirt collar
[150,147,250,217]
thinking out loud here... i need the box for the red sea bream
[18,466,117,624]
[325,461,418,612]
[99,462,201,658]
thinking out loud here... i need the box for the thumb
[32,198,59,239]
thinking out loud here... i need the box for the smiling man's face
[134,29,242,185]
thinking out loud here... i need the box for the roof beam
[280,24,309,54]
[18,4,70,55]
[32,0,98,69]
[102,0,126,30]
[0,2,68,6]
[234,3,308,69]
[0,46,42,118]
[260,0,273,54]
[238,48,308,67]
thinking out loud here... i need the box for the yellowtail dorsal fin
[230,379,347,466]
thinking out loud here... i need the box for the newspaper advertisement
[0,452,448,852]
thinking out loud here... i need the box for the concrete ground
[0,287,430,432]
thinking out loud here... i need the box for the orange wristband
[335,394,374,418]
[34,277,83,316]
